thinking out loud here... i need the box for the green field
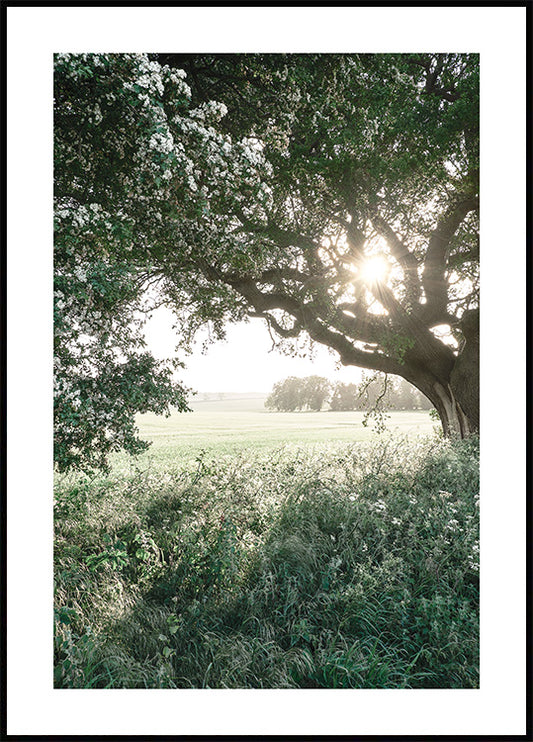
[127,396,436,467]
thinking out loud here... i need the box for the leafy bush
[54,436,479,688]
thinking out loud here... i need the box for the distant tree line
[265,375,433,412]
[265,376,331,412]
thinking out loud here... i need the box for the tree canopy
[54,52,479,470]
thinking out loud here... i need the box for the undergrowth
[54,435,479,688]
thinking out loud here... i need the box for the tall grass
[54,435,479,688]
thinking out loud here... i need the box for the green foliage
[54,350,191,473]
[54,53,195,473]
[85,535,130,573]
[54,436,479,688]
[54,607,108,688]
[55,52,480,464]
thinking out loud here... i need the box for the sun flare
[359,256,389,284]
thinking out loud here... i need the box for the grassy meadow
[121,394,437,465]
[54,396,479,689]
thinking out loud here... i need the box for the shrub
[54,436,479,688]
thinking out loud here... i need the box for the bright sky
[143,305,364,393]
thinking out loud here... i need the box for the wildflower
[445,519,459,532]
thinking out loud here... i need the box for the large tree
[159,53,479,437]
[54,52,479,469]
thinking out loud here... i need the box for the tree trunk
[449,308,479,435]
[405,308,479,438]
[431,380,474,438]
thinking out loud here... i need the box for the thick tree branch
[235,208,320,254]
[225,266,320,286]
[304,320,404,375]
[229,274,452,386]
[247,311,301,339]
[224,273,404,373]
[368,209,421,304]
[422,195,478,320]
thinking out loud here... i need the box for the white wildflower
[73,267,87,282]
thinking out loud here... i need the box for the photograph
[5,4,527,738]
[53,50,481,691]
